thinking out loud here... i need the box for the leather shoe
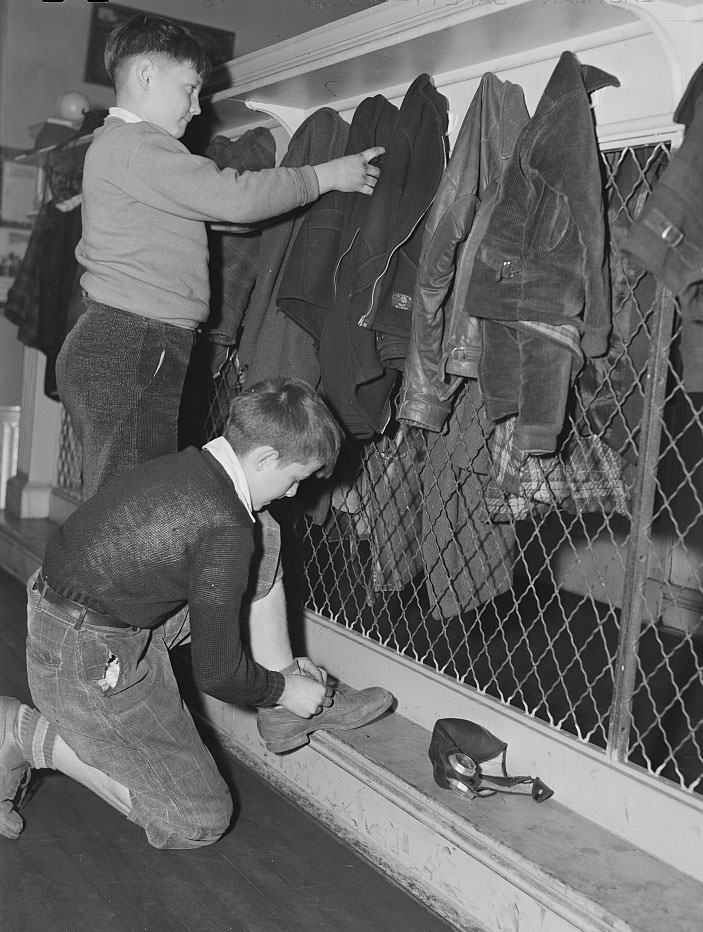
[0,697,31,839]
[258,685,394,754]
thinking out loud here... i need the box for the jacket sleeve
[398,193,478,430]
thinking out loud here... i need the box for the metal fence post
[607,285,677,761]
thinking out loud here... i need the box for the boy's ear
[252,446,280,471]
[135,58,155,91]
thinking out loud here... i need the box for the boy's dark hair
[224,379,343,478]
[105,14,211,91]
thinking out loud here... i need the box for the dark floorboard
[0,568,456,932]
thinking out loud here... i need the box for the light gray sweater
[76,117,319,328]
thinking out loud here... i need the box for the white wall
[1,0,113,150]
[0,0,382,150]
[0,317,21,405]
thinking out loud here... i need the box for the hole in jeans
[98,652,120,692]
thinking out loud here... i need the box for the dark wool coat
[238,108,349,388]
[318,75,448,438]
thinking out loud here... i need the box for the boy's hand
[295,656,328,683]
[314,147,385,196]
[279,674,333,718]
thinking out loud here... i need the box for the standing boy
[58,14,383,497]
[0,380,393,847]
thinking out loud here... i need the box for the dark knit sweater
[42,447,285,708]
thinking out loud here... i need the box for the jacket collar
[674,60,703,127]
[540,51,619,107]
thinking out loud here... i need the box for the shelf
[205,0,641,128]
[203,0,702,146]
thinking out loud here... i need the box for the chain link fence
[55,142,702,797]
[55,408,85,505]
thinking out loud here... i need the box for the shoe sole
[0,696,28,839]
[264,692,394,754]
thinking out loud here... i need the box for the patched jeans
[25,570,233,850]
[55,299,195,499]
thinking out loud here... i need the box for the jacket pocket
[529,186,572,253]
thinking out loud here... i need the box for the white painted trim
[243,101,304,136]
[428,20,649,97]
[209,0,538,103]
[197,690,701,932]
[0,518,41,582]
[211,717,626,932]
[4,472,54,519]
[5,348,61,520]
[596,115,681,148]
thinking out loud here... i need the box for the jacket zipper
[332,227,360,299]
[357,202,433,329]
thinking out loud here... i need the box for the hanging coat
[204,127,277,348]
[399,72,529,432]
[238,108,349,388]
[319,74,448,438]
[467,52,620,454]
[620,61,703,392]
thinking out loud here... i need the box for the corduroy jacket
[467,52,619,453]
[468,52,618,346]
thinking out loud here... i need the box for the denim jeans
[25,571,233,849]
[55,300,195,498]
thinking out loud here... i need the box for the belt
[34,573,132,630]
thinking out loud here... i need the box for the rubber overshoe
[0,697,31,839]
[258,685,394,754]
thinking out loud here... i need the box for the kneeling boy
[0,379,392,848]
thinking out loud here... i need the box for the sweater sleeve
[123,130,320,224]
[188,524,285,708]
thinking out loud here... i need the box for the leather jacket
[398,73,529,431]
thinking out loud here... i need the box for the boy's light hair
[224,379,343,479]
[105,14,211,91]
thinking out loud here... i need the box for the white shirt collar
[109,106,143,124]
[203,436,254,521]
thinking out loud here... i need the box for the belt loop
[74,606,88,631]
[34,574,47,610]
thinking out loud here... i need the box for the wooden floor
[0,568,456,932]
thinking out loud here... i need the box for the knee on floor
[142,792,234,850]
